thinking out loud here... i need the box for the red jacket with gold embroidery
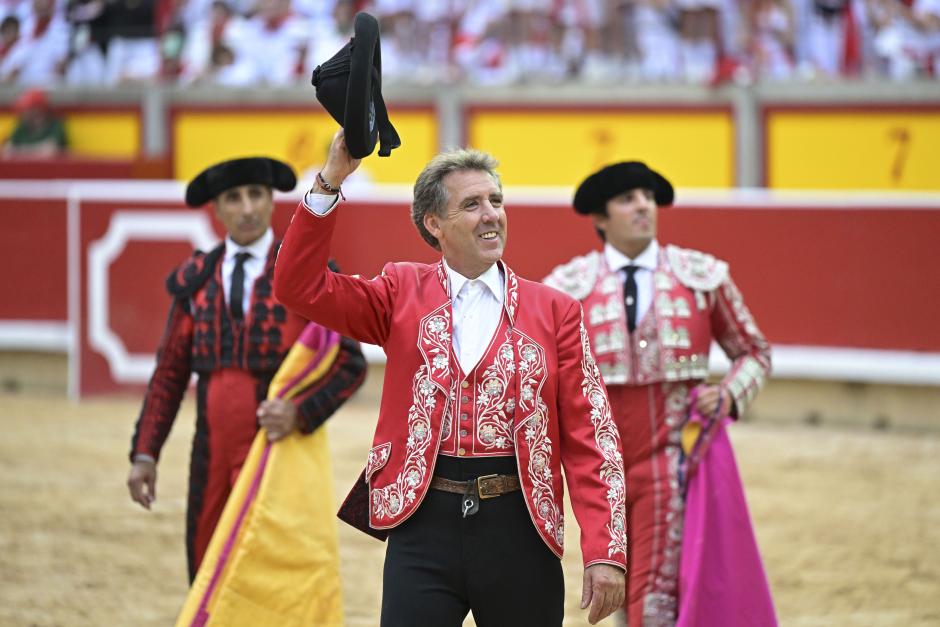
[274,203,627,569]
[544,245,771,414]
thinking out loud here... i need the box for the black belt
[430,473,521,514]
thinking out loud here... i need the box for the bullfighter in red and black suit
[126,157,366,581]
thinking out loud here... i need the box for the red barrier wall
[1,197,68,320]
[76,200,195,395]
[0,157,171,180]
[662,205,939,352]
[1,183,937,395]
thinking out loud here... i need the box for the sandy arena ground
[1,359,939,626]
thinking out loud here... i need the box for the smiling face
[423,169,507,279]
[212,184,274,246]
[592,187,658,259]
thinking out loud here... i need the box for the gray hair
[411,148,501,250]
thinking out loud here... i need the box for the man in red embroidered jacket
[544,162,772,627]
[274,132,627,626]
[126,157,366,581]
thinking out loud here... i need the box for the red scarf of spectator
[264,12,290,32]
[0,35,17,59]
[841,1,861,75]
[32,16,50,39]
[211,17,229,45]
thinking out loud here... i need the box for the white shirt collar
[443,259,505,304]
[604,239,659,272]
[225,228,273,261]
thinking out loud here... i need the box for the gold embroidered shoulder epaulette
[543,250,602,301]
[665,244,728,291]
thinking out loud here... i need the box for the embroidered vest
[545,246,727,386]
[439,313,517,458]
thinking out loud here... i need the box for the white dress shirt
[604,239,659,327]
[445,260,505,374]
[222,228,273,318]
[302,189,341,216]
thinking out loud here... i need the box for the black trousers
[380,455,565,627]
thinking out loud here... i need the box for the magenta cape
[678,409,778,627]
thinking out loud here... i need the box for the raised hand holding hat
[311,12,400,160]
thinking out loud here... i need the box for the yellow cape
[176,326,344,627]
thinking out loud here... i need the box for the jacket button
[460,429,468,437]
[458,448,466,456]
[460,413,469,421]
[461,380,469,389]
[461,395,469,403]
[638,339,648,348]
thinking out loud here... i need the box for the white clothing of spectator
[676,0,725,82]
[105,37,160,84]
[240,0,310,85]
[0,0,30,23]
[0,0,69,85]
[291,0,333,19]
[747,0,796,80]
[372,0,420,82]
[635,0,682,81]
[373,0,412,16]
[453,1,516,84]
[570,0,639,83]
[867,0,923,78]
[0,14,21,63]
[412,0,458,82]
[102,0,160,85]
[203,42,256,85]
[719,0,743,59]
[303,0,353,80]
[179,0,251,84]
[914,0,940,74]
[180,0,215,26]
[503,1,566,82]
[797,0,865,78]
[304,22,346,76]
[64,20,105,84]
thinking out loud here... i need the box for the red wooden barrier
[1,182,937,395]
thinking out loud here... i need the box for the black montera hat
[311,11,401,159]
[185,157,297,207]
[573,161,674,215]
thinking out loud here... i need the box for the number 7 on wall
[888,126,911,185]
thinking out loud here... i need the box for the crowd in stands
[0,0,937,88]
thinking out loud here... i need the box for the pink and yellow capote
[176,323,344,627]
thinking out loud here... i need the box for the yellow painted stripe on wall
[468,109,734,188]
[768,110,940,190]
[173,109,437,185]
[0,111,139,158]
[67,112,140,157]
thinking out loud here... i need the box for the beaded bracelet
[316,172,344,200]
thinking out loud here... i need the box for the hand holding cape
[177,323,345,627]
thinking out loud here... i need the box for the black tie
[230,251,252,321]
[623,265,639,333]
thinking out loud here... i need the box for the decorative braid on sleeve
[129,298,194,462]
